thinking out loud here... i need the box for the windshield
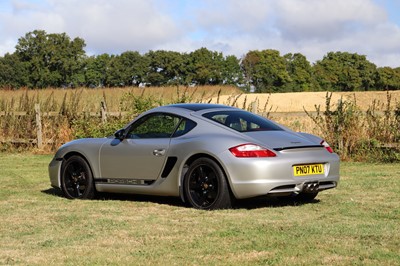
[203,110,283,132]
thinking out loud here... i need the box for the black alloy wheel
[61,155,95,199]
[184,158,232,210]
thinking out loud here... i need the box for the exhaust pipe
[302,182,319,193]
[294,181,320,194]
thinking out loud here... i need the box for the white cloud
[181,0,400,67]
[0,0,182,54]
[193,0,274,34]
[47,0,182,54]
[0,0,399,67]
[275,0,387,41]
[268,0,400,66]
[0,38,16,56]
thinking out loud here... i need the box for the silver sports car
[49,103,340,210]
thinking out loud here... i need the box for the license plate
[293,164,324,176]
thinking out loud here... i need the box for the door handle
[153,149,166,156]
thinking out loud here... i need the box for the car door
[99,113,181,182]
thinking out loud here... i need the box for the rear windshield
[203,110,283,132]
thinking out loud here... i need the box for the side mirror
[114,129,126,140]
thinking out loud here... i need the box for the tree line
[1,30,400,92]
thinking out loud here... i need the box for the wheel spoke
[199,192,210,206]
[64,162,88,198]
[198,166,206,179]
[73,184,79,197]
[190,181,203,190]
[66,166,75,178]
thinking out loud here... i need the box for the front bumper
[48,157,63,188]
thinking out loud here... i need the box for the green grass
[0,154,399,265]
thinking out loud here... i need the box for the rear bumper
[264,180,338,195]
[219,150,340,199]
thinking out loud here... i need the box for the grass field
[211,90,400,112]
[0,86,241,113]
[0,154,399,265]
[1,87,399,113]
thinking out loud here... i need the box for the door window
[126,113,181,139]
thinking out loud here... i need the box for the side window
[225,115,244,131]
[208,113,245,131]
[127,113,181,139]
[203,111,282,132]
[172,119,197,137]
[210,114,228,124]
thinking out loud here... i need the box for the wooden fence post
[251,100,258,114]
[101,101,107,123]
[35,103,43,149]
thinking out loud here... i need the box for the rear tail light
[321,140,333,153]
[229,144,276,158]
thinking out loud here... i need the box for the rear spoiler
[273,145,324,151]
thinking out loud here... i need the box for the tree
[0,53,29,88]
[284,53,316,92]
[84,54,112,87]
[186,48,225,85]
[375,67,400,90]
[241,49,290,92]
[5,29,398,91]
[106,51,148,87]
[313,52,376,91]
[222,55,243,85]
[15,30,86,88]
[144,50,185,86]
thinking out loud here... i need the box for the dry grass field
[1,87,399,156]
[0,86,241,113]
[2,87,398,116]
[1,87,399,113]
[210,90,400,112]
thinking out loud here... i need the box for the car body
[49,103,340,209]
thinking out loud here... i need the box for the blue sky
[0,0,399,67]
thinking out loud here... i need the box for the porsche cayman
[49,103,340,210]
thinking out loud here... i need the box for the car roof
[167,103,236,111]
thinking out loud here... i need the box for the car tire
[61,155,95,199]
[184,158,232,210]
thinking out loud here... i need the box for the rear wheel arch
[181,153,231,188]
